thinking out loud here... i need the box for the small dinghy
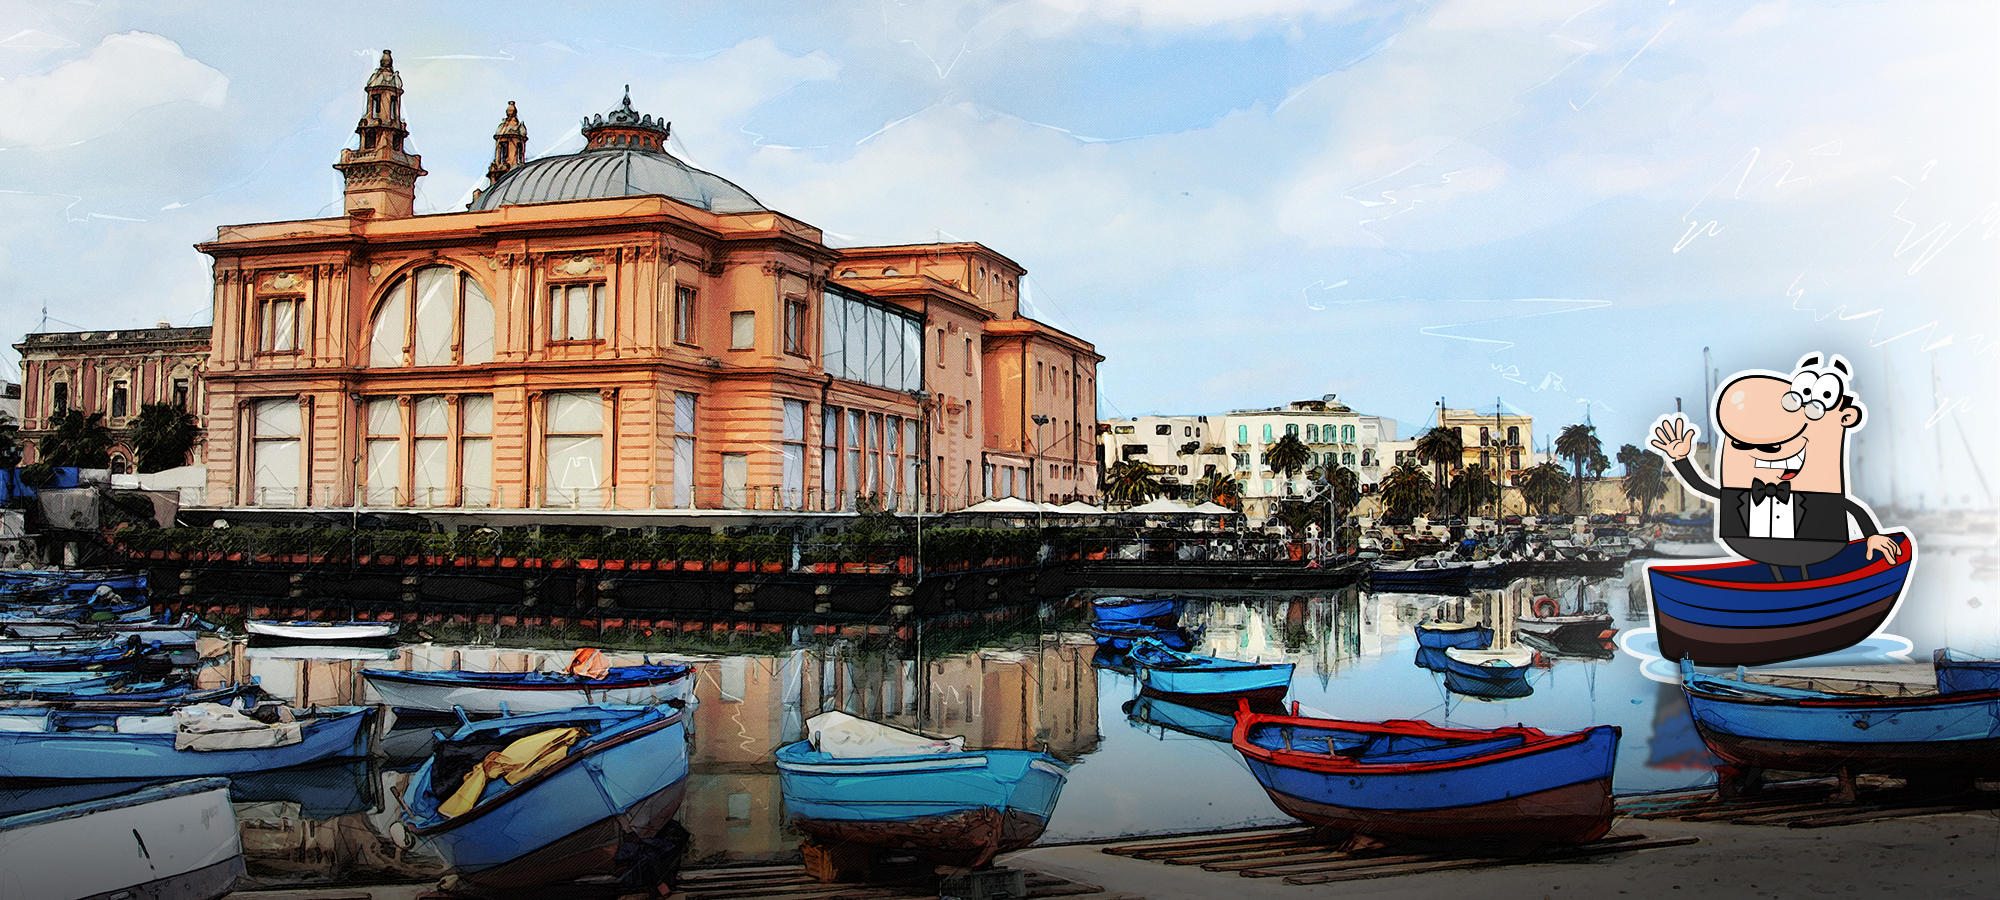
[775,711,1069,868]
[1232,701,1619,843]
[246,619,400,644]
[1128,637,1294,703]
[0,703,374,781]
[0,777,243,900]
[1414,620,1493,651]
[1933,648,2000,695]
[363,657,693,715]
[402,704,690,895]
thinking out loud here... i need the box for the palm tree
[1264,433,1312,481]
[1322,465,1360,522]
[128,403,201,473]
[1189,471,1242,510]
[1554,424,1601,513]
[0,411,21,469]
[1102,460,1165,506]
[1517,462,1571,515]
[37,410,114,469]
[1621,453,1669,518]
[1378,462,1434,519]
[1414,426,1463,516]
[1448,464,1500,516]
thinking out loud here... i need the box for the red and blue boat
[1231,701,1619,843]
[1646,532,1913,666]
[1681,660,2000,777]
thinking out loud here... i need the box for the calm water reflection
[182,565,1712,884]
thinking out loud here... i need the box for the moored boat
[1368,557,1472,592]
[1514,614,1617,648]
[1440,646,1534,682]
[0,777,243,900]
[774,711,1069,868]
[362,662,694,714]
[1090,596,1181,624]
[1681,660,2000,777]
[246,619,400,643]
[1087,621,1193,651]
[1646,532,1913,666]
[1933,648,2000,695]
[1128,637,1294,702]
[402,704,690,895]
[1414,620,1493,651]
[0,703,373,781]
[1231,701,1619,843]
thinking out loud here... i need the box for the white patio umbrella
[1125,497,1196,514]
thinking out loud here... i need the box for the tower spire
[487,100,528,186]
[333,49,426,218]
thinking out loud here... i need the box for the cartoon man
[1650,353,1900,580]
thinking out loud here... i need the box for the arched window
[1306,425,1319,442]
[1480,426,1491,446]
[1285,423,1299,437]
[368,266,494,368]
[1262,424,1273,442]
[1237,425,1248,444]
[1342,424,1355,443]
[1507,426,1520,446]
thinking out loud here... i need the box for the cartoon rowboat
[1646,531,1913,667]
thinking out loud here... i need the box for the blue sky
[1,0,1993,510]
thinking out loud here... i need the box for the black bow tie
[1750,478,1792,504]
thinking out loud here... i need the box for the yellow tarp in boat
[439,726,584,818]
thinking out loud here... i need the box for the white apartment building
[1097,415,1230,496]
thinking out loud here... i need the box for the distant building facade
[1098,415,1228,496]
[14,325,211,472]
[1437,405,1534,481]
[1100,395,1392,521]
[191,52,1099,512]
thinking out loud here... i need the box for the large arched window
[368,266,494,367]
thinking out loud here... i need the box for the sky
[1,0,1994,512]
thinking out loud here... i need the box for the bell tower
[333,50,426,219]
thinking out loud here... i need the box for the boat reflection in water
[1126,690,1286,743]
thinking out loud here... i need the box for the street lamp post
[1031,414,1051,532]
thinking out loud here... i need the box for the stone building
[193,51,1099,513]
[13,325,211,472]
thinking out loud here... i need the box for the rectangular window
[844,409,862,508]
[1155,424,1171,435]
[820,288,921,391]
[674,285,697,345]
[52,382,69,415]
[821,406,839,511]
[903,420,919,507]
[172,379,190,410]
[730,310,755,349]
[411,396,449,507]
[548,284,605,341]
[781,399,806,509]
[110,382,129,419]
[673,392,696,507]
[784,297,808,356]
[867,413,884,499]
[252,398,303,507]
[259,297,301,353]
[545,391,605,508]
[461,395,494,508]
[364,397,402,505]
[963,337,974,374]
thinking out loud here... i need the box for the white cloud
[0,32,227,150]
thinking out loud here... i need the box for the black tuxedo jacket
[1671,457,1880,543]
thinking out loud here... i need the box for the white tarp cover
[961,497,1041,514]
[173,703,303,751]
[805,711,964,759]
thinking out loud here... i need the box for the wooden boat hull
[1647,533,1912,666]
[1414,622,1493,651]
[1256,776,1612,843]
[0,706,373,781]
[0,777,243,900]
[1234,709,1619,845]
[1682,664,2000,777]
[775,742,1068,868]
[362,665,693,715]
[405,706,690,888]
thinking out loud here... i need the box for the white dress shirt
[1748,492,1797,539]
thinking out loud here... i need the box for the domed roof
[471,148,766,213]
[470,91,765,214]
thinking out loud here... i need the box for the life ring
[1532,597,1560,618]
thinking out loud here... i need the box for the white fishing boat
[245,619,399,642]
[0,777,244,900]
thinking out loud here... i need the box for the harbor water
[7,564,1728,888]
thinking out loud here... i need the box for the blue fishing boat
[1933,648,2000,695]
[1680,660,2000,777]
[363,662,693,715]
[0,637,163,672]
[1646,532,1914,666]
[1126,691,1285,742]
[1439,646,1534,682]
[1442,669,1536,700]
[1128,637,1293,702]
[1414,620,1493,651]
[775,711,1069,868]
[1367,557,1473,592]
[0,705,373,781]
[1087,621,1194,651]
[1091,596,1181,624]
[1232,700,1620,843]
[402,705,689,893]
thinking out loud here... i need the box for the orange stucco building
[196,52,1099,513]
